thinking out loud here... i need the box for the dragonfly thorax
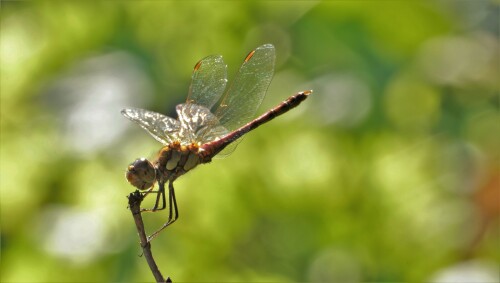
[155,141,203,181]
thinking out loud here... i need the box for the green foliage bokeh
[1,1,498,282]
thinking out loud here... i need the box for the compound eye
[125,158,156,190]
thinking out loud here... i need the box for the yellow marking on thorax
[166,150,181,170]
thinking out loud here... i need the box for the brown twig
[128,191,170,283]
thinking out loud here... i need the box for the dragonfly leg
[140,181,166,213]
[147,181,179,241]
[154,180,167,211]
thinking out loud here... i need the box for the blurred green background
[1,1,499,282]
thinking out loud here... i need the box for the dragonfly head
[126,158,156,190]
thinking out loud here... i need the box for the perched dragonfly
[122,44,311,241]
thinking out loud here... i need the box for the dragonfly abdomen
[200,90,312,159]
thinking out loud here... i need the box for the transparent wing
[186,55,227,110]
[121,108,181,146]
[214,44,275,132]
[176,104,228,145]
[213,142,239,158]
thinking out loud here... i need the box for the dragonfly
[122,44,311,241]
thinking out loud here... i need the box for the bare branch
[128,191,168,283]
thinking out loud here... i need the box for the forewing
[176,104,228,144]
[214,44,275,132]
[186,55,227,110]
[121,108,181,146]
